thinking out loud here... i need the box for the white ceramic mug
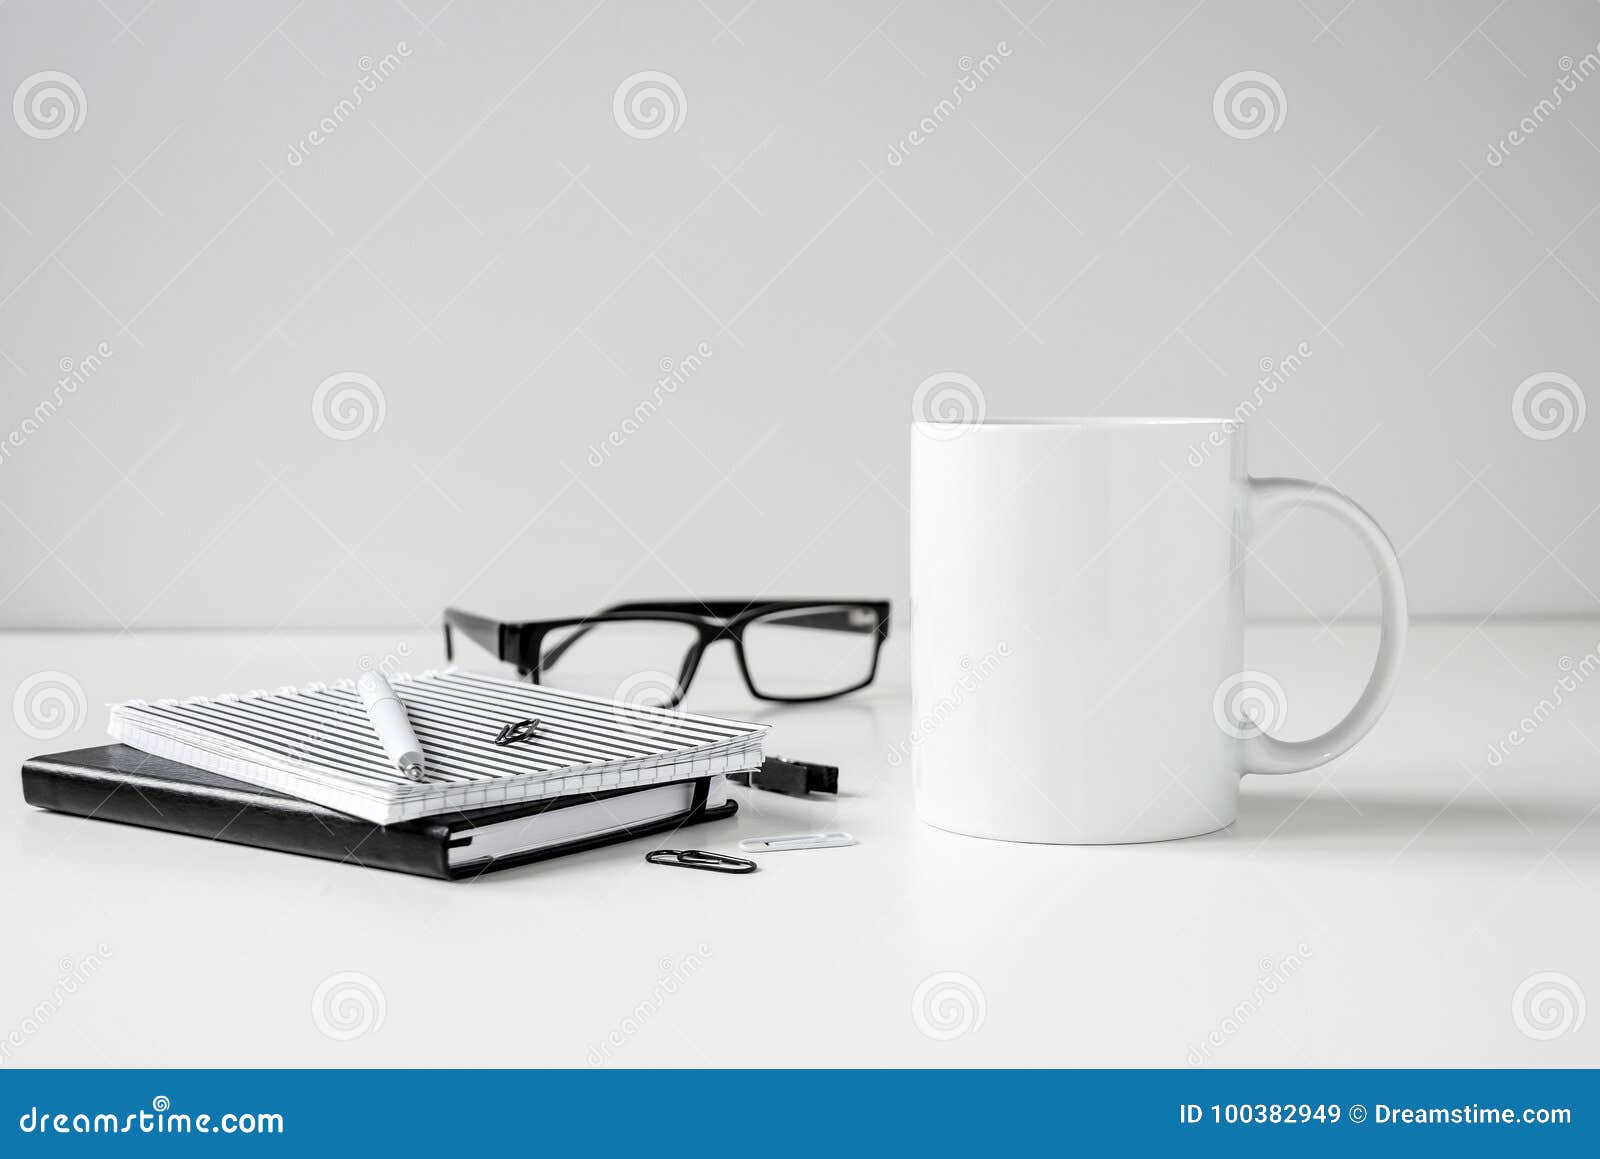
[908,418,1407,844]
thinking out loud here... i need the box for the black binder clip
[493,717,541,746]
[728,756,839,797]
[646,849,757,875]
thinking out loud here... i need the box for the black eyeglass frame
[443,599,892,706]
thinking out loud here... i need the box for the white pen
[356,672,427,781]
[737,832,856,853]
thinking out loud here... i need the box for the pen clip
[737,832,857,853]
[645,849,757,874]
[493,717,541,746]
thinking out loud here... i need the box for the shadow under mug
[908,418,1407,845]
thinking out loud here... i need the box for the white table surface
[3,619,1597,1067]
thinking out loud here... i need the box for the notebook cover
[21,744,738,882]
[108,669,769,825]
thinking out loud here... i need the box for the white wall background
[2,0,1598,630]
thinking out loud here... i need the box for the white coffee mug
[908,418,1406,844]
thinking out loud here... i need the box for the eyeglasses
[443,599,891,707]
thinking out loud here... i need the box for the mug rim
[912,416,1233,429]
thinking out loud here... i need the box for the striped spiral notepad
[108,669,768,825]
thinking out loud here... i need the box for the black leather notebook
[21,744,738,881]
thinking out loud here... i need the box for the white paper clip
[737,832,856,853]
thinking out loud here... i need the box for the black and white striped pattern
[109,669,767,825]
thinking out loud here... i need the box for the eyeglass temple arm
[442,607,509,663]
[600,598,851,619]
[606,599,886,624]
[540,601,889,671]
[599,598,752,618]
[591,601,883,642]
[537,626,586,672]
[743,608,880,633]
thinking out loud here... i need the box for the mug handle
[1241,477,1408,776]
